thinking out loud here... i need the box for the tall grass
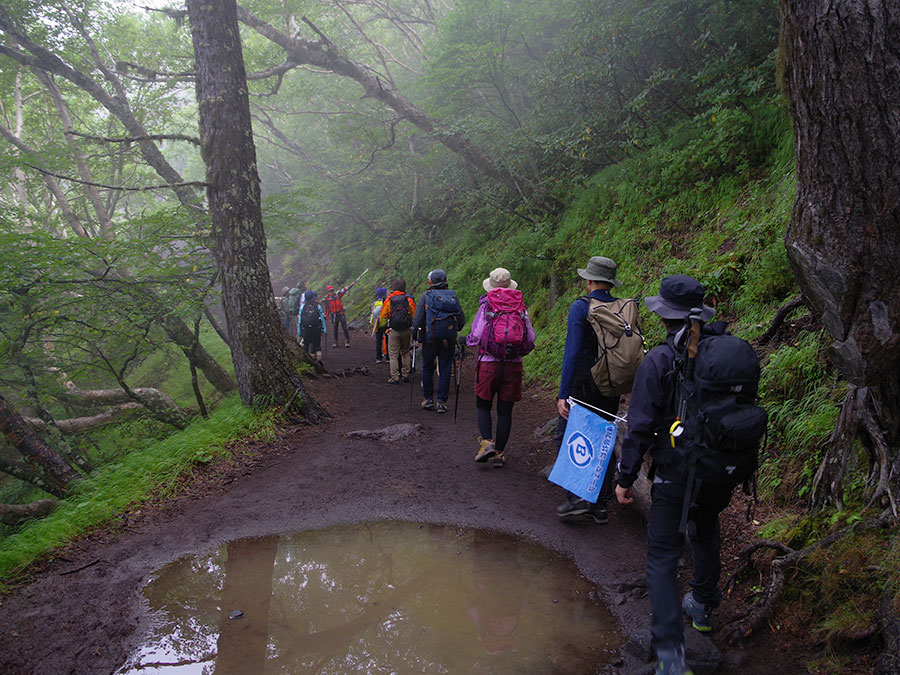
[0,396,270,585]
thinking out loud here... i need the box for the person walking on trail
[380,279,417,384]
[465,268,535,469]
[615,275,733,675]
[324,283,355,348]
[554,256,627,525]
[298,289,327,365]
[278,286,291,330]
[281,285,302,336]
[411,269,465,414]
[371,286,388,363]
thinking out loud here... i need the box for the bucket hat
[577,256,622,287]
[483,267,518,292]
[375,286,387,300]
[428,269,447,284]
[644,274,715,321]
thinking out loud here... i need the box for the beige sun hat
[483,267,518,292]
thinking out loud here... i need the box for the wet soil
[0,330,800,674]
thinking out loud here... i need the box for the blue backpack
[424,289,462,343]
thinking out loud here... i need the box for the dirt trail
[0,327,792,674]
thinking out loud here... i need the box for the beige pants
[387,329,412,379]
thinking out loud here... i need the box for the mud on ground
[0,330,798,674]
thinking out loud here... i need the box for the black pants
[332,313,349,343]
[554,379,620,503]
[302,326,322,355]
[645,478,734,650]
[375,325,387,359]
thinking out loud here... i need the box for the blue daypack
[424,289,462,343]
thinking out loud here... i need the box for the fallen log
[0,499,58,526]
[24,403,142,433]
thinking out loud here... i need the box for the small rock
[347,423,425,443]
[228,610,244,620]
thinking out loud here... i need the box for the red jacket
[324,287,349,318]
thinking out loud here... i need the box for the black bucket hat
[644,274,715,321]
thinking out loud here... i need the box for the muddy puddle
[118,521,623,673]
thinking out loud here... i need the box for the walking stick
[409,339,417,408]
[453,341,464,424]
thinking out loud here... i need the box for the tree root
[721,509,895,643]
[757,295,806,344]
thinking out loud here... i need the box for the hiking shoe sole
[435,403,448,414]
[683,592,712,632]
[421,399,434,410]
[556,503,591,518]
[588,510,609,524]
[492,453,505,468]
[475,445,496,463]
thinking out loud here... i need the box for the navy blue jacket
[557,289,617,400]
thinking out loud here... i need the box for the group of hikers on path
[278,256,765,675]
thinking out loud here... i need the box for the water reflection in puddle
[119,521,622,673]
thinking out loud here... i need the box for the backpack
[282,290,300,315]
[479,288,534,360]
[424,289,462,343]
[583,297,645,396]
[388,293,412,330]
[300,302,320,330]
[668,328,768,531]
[371,300,384,324]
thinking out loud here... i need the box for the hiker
[281,285,302,336]
[555,256,633,525]
[324,283,355,348]
[298,289,326,364]
[465,268,535,468]
[380,278,417,384]
[371,286,388,363]
[278,286,291,330]
[411,269,465,414]
[615,275,762,675]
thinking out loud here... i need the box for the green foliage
[0,396,271,584]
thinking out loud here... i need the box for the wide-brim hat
[577,256,622,287]
[483,267,518,292]
[644,274,715,321]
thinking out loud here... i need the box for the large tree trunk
[186,0,323,420]
[0,391,80,493]
[780,0,900,513]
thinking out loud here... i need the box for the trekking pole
[676,307,705,534]
[453,341,463,424]
[352,267,369,285]
[409,340,417,408]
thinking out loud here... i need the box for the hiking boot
[376,358,383,364]
[332,342,338,348]
[401,376,410,383]
[492,451,505,469]
[421,398,435,410]
[556,497,592,518]
[655,644,693,675]
[475,437,496,463]
[387,377,400,384]
[435,401,448,414]
[588,500,609,524]
[345,342,351,348]
[682,591,713,632]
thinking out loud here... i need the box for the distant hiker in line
[412,269,465,414]
[380,279,417,384]
[616,275,764,675]
[555,256,636,525]
[298,289,327,364]
[465,268,535,468]
[281,285,303,336]
[371,286,388,363]
[324,282,355,348]
[278,286,291,330]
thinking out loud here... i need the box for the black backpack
[388,293,412,330]
[299,302,320,330]
[668,328,768,532]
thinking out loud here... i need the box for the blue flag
[548,403,618,503]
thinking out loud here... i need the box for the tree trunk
[780,0,900,511]
[0,391,80,492]
[186,0,323,420]
[0,499,57,526]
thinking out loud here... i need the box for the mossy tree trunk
[780,0,900,514]
[186,0,323,420]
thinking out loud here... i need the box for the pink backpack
[478,288,534,360]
